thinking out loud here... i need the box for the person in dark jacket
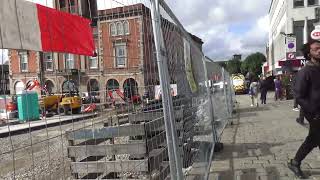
[259,76,268,104]
[288,39,320,178]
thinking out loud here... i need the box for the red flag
[0,0,94,56]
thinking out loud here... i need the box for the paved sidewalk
[210,95,320,180]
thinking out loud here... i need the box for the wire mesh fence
[0,0,235,179]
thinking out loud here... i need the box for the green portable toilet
[17,91,40,122]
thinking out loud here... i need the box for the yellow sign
[184,38,197,93]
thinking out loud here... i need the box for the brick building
[97,4,157,98]
[9,2,203,100]
[97,4,203,99]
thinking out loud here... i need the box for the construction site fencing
[0,0,235,179]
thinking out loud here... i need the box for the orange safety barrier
[25,80,40,91]
[83,104,96,113]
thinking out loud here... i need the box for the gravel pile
[0,112,153,180]
[0,114,108,180]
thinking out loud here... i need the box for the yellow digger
[59,95,82,115]
[39,95,61,114]
[39,94,82,116]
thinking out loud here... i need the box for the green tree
[218,62,227,69]
[226,58,242,74]
[241,52,266,77]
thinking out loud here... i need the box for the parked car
[0,109,17,119]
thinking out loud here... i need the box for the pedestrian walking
[288,39,320,179]
[274,76,282,101]
[249,78,259,107]
[259,76,268,104]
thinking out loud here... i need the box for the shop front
[278,56,306,73]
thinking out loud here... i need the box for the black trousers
[294,117,320,163]
[294,98,298,108]
[260,90,267,104]
[297,108,305,122]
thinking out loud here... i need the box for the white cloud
[0,50,8,64]
[208,7,226,24]
[97,0,271,60]
[166,0,271,60]
[241,15,269,53]
[24,0,271,60]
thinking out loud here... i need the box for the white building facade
[266,0,319,75]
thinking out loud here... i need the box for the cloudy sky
[1,0,271,63]
[165,0,271,60]
[0,50,8,64]
[100,0,271,60]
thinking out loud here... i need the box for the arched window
[106,79,120,91]
[44,80,55,94]
[14,81,25,94]
[87,79,99,93]
[123,21,129,35]
[110,23,116,36]
[123,78,138,98]
[116,22,124,35]
[62,80,78,93]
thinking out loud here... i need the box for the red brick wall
[127,18,141,68]
[10,50,38,74]
[101,18,141,71]
[10,51,20,74]
[28,51,38,73]
[101,23,111,69]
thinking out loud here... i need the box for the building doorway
[123,78,138,98]
[44,80,55,94]
[87,79,99,93]
[62,80,78,94]
[14,81,24,94]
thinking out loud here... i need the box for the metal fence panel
[0,0,235,179]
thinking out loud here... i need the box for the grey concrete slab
[0,113,97,136]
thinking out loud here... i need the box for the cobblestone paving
[190,94,320,180]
